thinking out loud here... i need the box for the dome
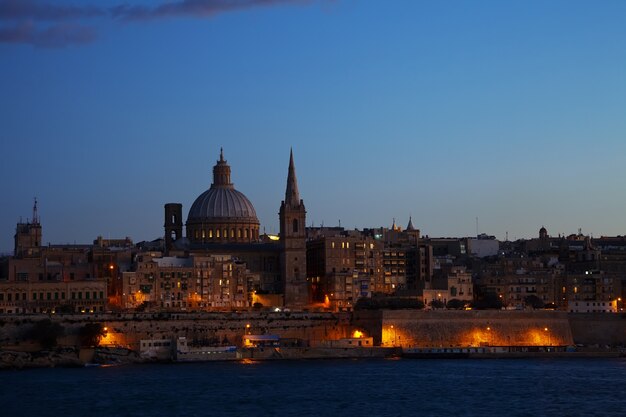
[188,187,258,222]
[186,149,260,244]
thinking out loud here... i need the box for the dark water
[3,358,626,417]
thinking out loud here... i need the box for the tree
[354,297,425,310]
[524,295,545,309]
[472,293,503,310]
[446,298,465,310]
[55,304,75,314]
[24,319,64,350]
[429,300,445,309]
[79,323,106,347]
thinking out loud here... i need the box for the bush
[24,319,64,350]
[446,299,465,310]
[471,293,503,310]
[79,323,106,347]
[524,295,545,309]
[429,300,445,309]
[354,297,424,310]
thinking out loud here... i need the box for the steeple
[406,216,415,231]
[212,148,233,188]
[285,148,300,207]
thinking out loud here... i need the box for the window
[209,229,213,238]
[293,219,299,233]
[231,229,235,238]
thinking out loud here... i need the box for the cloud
[0,0,104,21]
[0,0,326,48]
[110,0,314,21]
[0,20,97,47]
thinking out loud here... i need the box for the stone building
[122,253,260,311]
[163,149,307,308]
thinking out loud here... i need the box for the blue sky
[1,0,626,252]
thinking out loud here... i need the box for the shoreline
[2,345,623,370]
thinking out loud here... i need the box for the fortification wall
[354,310,574,348]
[0,312,352,351]
[568,313,626,346]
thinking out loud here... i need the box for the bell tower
[279,149,307,307]
[164,203,183,252]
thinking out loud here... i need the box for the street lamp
[544,327,551,346]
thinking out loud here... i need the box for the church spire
[285,148,300,207]
[406,216,415,231]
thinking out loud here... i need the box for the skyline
[2,0,626,252]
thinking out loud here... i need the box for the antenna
[476,217,479,237]
[33,197,39,224]
[506,231,509,241]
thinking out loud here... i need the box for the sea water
[2,358,626,416]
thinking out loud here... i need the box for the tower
[280,149,307,307]
[14,198,42,257]
[164,203,183,252]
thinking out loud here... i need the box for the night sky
[1,0,626,253]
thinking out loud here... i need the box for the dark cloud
[0,0,104,21]
[0,20,97,47]
[0,0,325,48]
[110,0,314,20]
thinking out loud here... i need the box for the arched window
[201,229,206,239]
[209,229,213,238]
[231,229,235,238]
[194,230,199,239]
[244,229,249,238]
[216,229,220,238]
[238,229,242,238]
[292,219,299,233]
[223,229,227,239]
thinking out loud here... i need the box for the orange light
[352,330,364,338]
[109,265,114,270]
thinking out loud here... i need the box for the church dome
[186,149,260,243]
[188,187,258,222]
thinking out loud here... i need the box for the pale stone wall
[371,310,574,348]
[0,312,352,351]
[568,313,626,346]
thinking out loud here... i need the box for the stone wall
[568,313,626,346]
[355,310,574,348]
[0,312,352,351]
